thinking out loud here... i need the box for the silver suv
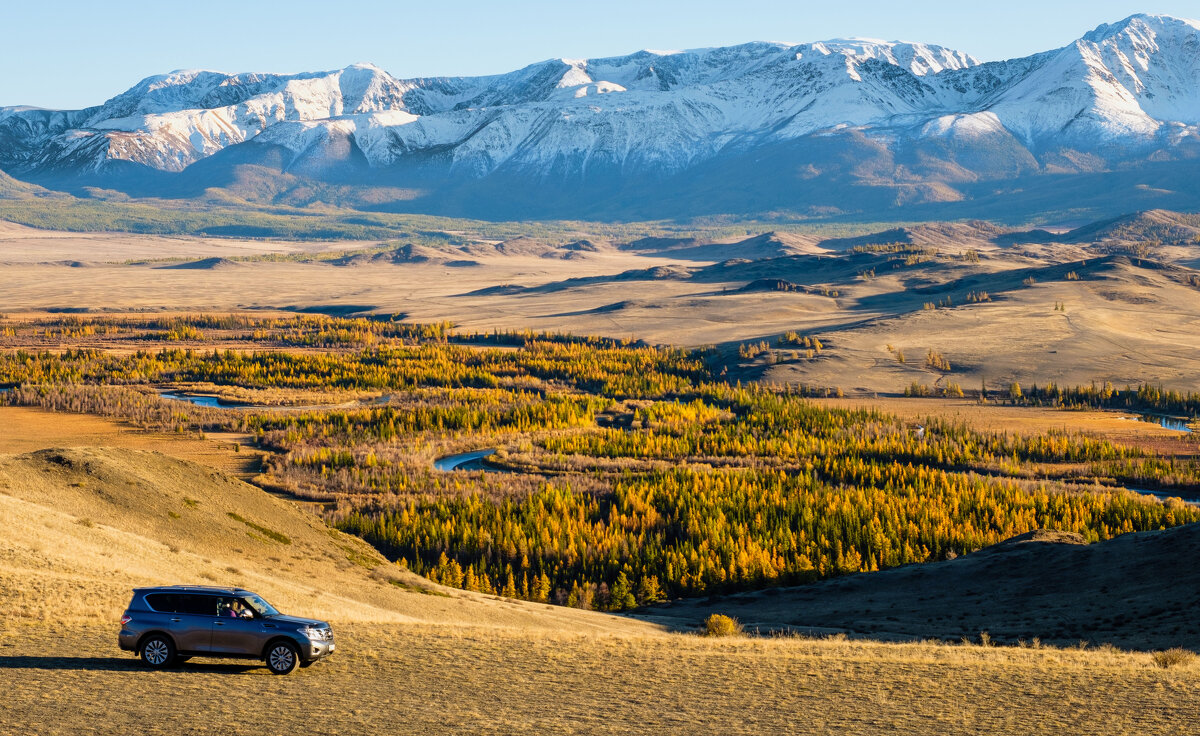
[118,585,335,675]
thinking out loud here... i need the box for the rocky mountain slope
[2,14,1199,219]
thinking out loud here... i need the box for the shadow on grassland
[0,656,260,674]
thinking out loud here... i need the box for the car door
[210,597,269,655]
[169,594,216,652]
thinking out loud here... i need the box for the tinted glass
[176,594,219,616]
[144,593,177,613]
[242,595,279,617]
[217,597,251,618]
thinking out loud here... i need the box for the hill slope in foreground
[649,527,1200,650]
[0,446,645,632]
[1,446,1198,734]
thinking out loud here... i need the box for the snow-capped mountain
[2,13,1199,219]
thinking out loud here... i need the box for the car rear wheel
[265,641,299,675]
[139,635,175,668]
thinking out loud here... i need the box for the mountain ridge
[3,13,1200,220]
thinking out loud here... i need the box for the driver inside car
[219,598,254,618]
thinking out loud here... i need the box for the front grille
[313,627,333,641]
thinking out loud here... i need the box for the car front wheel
[266,641,299,675]
[140,635,175,669]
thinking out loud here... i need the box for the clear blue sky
[2,1,1195,109]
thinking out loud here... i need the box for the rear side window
[176,594,218,616]
[144,593,178,613]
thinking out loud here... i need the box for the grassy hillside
[646,526,1200,651]
[0,446,655,634]
[0,414,1197,733]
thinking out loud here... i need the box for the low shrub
[1151,648,1196,669]
[704,614,743,637]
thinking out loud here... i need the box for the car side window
[217,597,254,618]
[144,593,177,613]
[177,594,219,616]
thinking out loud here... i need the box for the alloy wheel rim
[145,640,169,665]
[270,646,294,671]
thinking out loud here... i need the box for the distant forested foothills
[1,314,1198,610]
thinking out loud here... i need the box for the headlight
[303,626,329,641]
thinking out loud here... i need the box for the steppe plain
[4,215,1199,394]
[3,213,1200,734]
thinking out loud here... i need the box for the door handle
[215,622,226,627]
[170,618,181,622]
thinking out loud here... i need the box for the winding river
[158,390,385,412]
[433,449,503,472]
[159,391,245,409]
[1121,413,1194,433]
[157,390,1199,504]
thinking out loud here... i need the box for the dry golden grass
[809,396,1198,452]
[1152,648,1197,669]
[1,408,1198,732]
[6,225,1200,395]
[0,406,259,478]
[0,445,657,635]
[1,623,1197,735]
[0,220,356,262]
[647,526,1200,652]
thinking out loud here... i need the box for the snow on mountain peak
[798,38,979,76]
[3,14,1200,184]
[555,60,594,89]
[1083,13,1200,43]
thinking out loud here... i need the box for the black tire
[265,641,300,675]
[139,635,175,669]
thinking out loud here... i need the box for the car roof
[134,585,256,596]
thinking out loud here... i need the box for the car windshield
[241,594,280,618]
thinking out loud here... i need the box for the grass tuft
[1151,648,1196,669]
[227,511,291,545]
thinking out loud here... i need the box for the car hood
[268,614,329,628]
